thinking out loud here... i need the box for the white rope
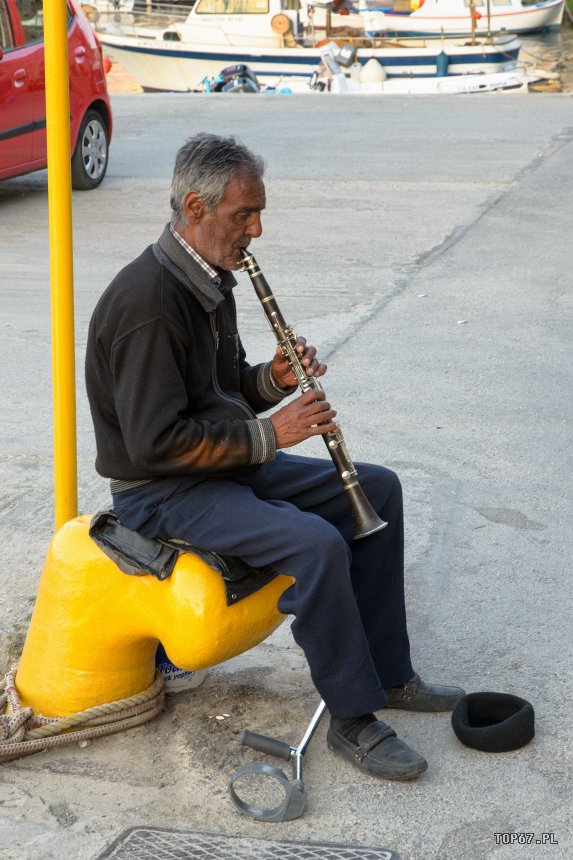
[0,666,165,763]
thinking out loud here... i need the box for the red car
[0,0,112,189]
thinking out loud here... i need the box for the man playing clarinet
[85,132,464,781]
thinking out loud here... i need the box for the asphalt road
[0,93,571,860]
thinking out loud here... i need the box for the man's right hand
[270,390,338,449]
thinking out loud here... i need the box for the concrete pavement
[0,93,571,859]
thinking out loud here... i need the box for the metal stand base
[228,699,327,821]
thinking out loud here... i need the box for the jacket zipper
[209,312,256,419]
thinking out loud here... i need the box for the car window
[16,0,44,43]
[0,0,15,48]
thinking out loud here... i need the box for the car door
[0,0,34,173]
[0,0,45,177]
[15,0,47,166]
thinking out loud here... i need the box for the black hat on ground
[451,692,535,753]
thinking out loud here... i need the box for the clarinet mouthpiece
[238,247,254,271]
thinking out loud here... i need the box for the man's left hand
[272,337,327,389]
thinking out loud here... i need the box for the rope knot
[0,707,35,742]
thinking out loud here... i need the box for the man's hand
[271,336,327,390]
[270,390,338,449]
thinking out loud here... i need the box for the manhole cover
[97,827,400,860]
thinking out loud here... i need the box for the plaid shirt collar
[170,224,221,287]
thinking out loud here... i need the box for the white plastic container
[155,643,208,693]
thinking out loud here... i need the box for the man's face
[181,171,266,271]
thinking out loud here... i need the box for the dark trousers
[112,453,413,718]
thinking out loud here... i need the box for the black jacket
[85,225,290,483]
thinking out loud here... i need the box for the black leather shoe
[327,718,428,781]
[384,672,465,712]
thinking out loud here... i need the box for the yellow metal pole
[44,0,78,529]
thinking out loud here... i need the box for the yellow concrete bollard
[16,516,292,717]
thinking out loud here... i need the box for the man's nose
[246,211,263,238]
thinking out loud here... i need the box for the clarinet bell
[348,484,387,539]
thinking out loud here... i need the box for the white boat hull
[99,33,521,91]
[317,68,557,94]
[353,0,565,36]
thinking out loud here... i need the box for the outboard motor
[215,64,260,92]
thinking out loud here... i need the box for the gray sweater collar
[154,223,237,313]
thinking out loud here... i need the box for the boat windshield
[194,0,270,12]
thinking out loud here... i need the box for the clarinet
[239,248,387,540]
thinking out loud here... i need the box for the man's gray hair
[170,133,265,224]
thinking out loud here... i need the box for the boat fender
[436,51,449,77]
[350,62,362,82]
[359,58,386,83]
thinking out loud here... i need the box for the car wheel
[71,109,109,190]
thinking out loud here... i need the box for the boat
[345,0,565,38]
[294,46,561,92]
[94,0,523,92]
[195,47,559,94]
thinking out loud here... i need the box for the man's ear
[183,190,207,222]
